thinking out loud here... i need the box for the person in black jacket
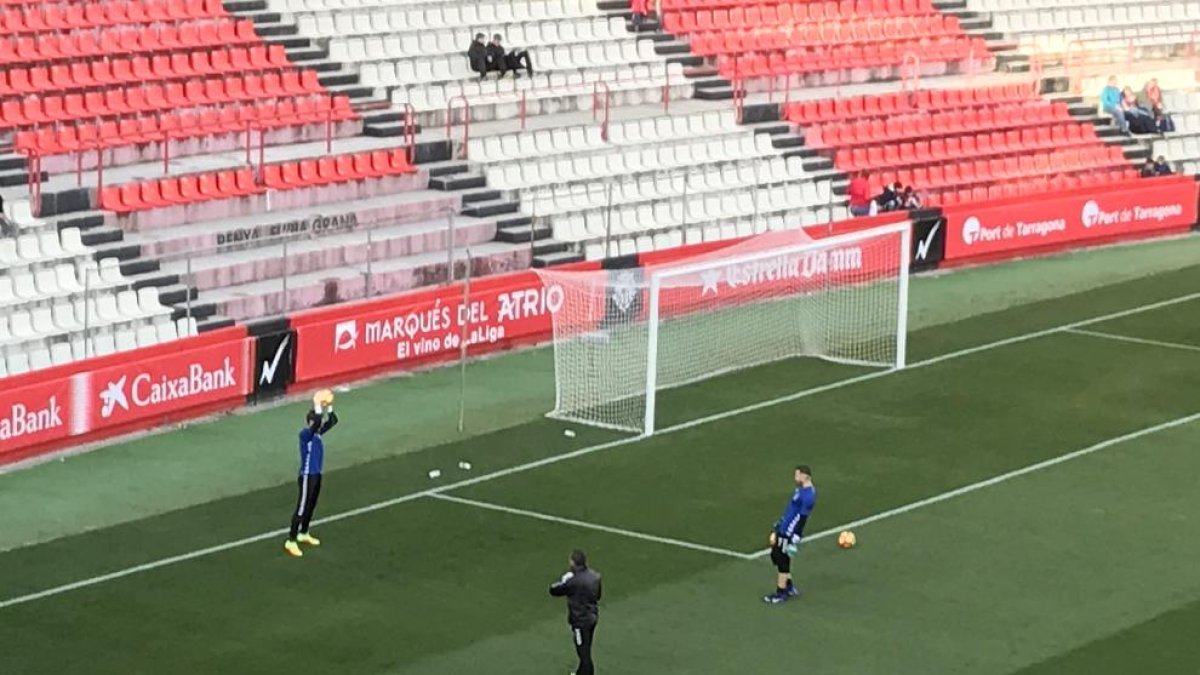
[550,549,602,675]
[467,33,488,79]
[487,34,533,78]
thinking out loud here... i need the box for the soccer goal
[535,222,911,436]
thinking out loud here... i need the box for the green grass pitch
[3,237,1200,674]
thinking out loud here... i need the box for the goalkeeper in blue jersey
[764,465,816,604]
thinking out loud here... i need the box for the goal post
[536,222,912,436]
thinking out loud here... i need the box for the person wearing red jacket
[631,0,649,28]
[848,170,872,216]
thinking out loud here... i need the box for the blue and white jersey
[775,485,816,541]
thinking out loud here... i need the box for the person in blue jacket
[1100,76,1129,135]
[284,406,338,558]
[764,465,817,604]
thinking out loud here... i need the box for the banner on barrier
[254,330,297,400]
[295,276,564,382]
[944,179,1199,261]
[74,338,253,435]
[1,337,252,461]
[0,379,71,450]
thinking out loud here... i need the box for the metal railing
[152,205,461,321]
[445,95,471,159]
[15,95,355,217]
[592,80,611,141]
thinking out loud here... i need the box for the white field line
[1063,328,1200,354]
[430,493,755,560]
[748,411,1200,558]
[2,290,1200,610]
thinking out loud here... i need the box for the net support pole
[642,274,662,436]
[457,247,472,433]
[895,223,912,369]
[82,268,91,358]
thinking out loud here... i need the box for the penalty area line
[430,493,756,560]
[1062,328,1200,354]
[746,410,1200,558]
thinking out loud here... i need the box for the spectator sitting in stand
[1141,81,1176,134]
[876,181,904,212]
[1122,87,1152,119]
[848,170,873,216]
[486,34,534,79]
[1100,76,1128,136]
[1122,86,1157,134]
[1140,157,1158,178]
[467,33,489,79]
[1140,78,1164,115]
[901,186,922,209]
[1154,156,1173,176]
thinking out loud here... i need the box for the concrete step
[253,21,297,38]
[749,121,792,136]
[629,19,664,33]
[460,188,500,205]
[223,0,268,12]
[461,198,519,218]
[0,168,42,187]
[326,83,376,100]
[533,238,571,256]
[533,250,585,267]
[655,41,692,56]
[771,135,805,149]
[78,224,125,248]
[319,71,360,88]
[422,160,471,178]
[118,256,161,278]
[667,54,705,68]
[244,10,281,24]
[90,238,139,262]
[263,35,311,50]
[429,172,487,191]
[286,46,326,63]
[495,221,552,243]
[294,58,342,74]
[0,153,27,172]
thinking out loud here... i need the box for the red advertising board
[294,272,568,383]
[74,338,253,435]
[944,177,1199,262]
[0,378,72,453]
[0,332,253,465]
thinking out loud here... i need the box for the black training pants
[504,50,533,74]
[289,473,322,539]
[571,623,596,675]
[770,542,791,574]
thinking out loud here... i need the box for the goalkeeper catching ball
[763,464,816,604]
[283,397,338,558]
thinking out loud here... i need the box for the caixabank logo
[97,359,239,419]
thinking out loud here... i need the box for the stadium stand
[1154,89,1200,174]
[0,0,1197,381]
[788,84,1137,207]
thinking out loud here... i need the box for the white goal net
[535,222,911,435]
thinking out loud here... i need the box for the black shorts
[770,542,791,573]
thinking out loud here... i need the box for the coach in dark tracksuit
[284,408,338,557]
[550,549,602,675]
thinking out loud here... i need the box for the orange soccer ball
[837,531,857,549]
